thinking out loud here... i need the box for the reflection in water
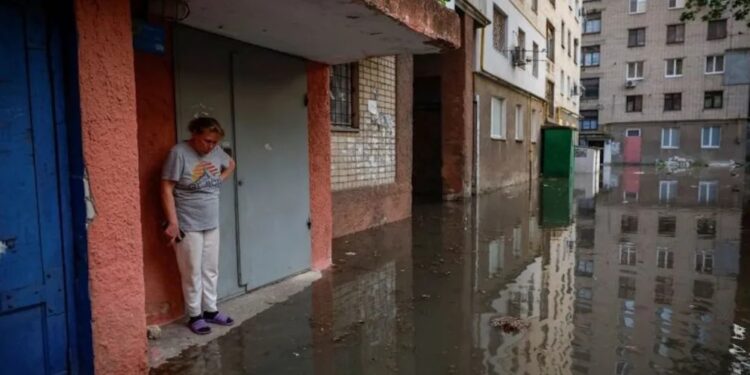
[573,168,745,375]
[153,168,749,375]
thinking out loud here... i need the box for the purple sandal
[189,319,211,335]
[204,311,234,326]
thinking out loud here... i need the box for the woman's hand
[164,221,180,245]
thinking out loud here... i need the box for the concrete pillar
[307,62,333,270]
[75,0,147,372]
[440,12,475,200]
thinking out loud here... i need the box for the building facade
[0,0,460,373]
[579,0,750,164]
[473,0,582,192]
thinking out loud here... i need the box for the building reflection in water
[471,177,576,375]
[572,168,744,375]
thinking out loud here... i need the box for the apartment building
[579,0,750,164]
[473,0,582,191]
[540,0,584,127]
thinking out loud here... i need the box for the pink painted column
[307,62,333,270]
[441,12,474,200]
[75,0,147,372]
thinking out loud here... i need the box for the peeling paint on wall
[189,102,215,119]
[83,169,97,228]
[0,239,11,258]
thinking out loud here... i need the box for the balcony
[178,0,461,64]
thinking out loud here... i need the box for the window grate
[330,63,355,127]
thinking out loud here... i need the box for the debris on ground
[345,251,357,256]
[708,159,739,168]
[489,316,530,334]
[656,156,695,173]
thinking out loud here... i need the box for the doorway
[174,26,311,296]
[0,1,88,373]
[623,128,642,164]
[412,56,444,201]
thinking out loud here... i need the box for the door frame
[51,1,94,373]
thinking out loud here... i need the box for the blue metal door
[0,1,72,374]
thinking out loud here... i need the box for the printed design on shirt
[185,160,222,190]
[191,161,219,182]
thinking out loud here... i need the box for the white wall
[478,0,547,99]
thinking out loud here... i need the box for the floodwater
[152,167,750,375]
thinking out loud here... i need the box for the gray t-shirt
[162,141,231,232]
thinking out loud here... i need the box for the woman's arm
[161,180,180,244]
[220,158,236,182]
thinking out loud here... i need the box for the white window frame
[515,105,524,141]
[661,128,679,149]
[659,180,677,202]
[626,61,644,80]
[512,226,522,256]
[488,238,505,275]
[705,55,724,74]
[625,128,641,137]
[491,97,507,140]
[560,70,565,95]
[629,0,646,14]
[668,0,684,9]
[619,242,637,266]
[665,58,683,78]
[695,250,714,274]
[700,126,720,149]
[656,247,674,269]
[698,181,718,204]
[584,16,602,34]
[623,190,639,202]
[582,46,600,66]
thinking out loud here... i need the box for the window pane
[493,10,507,52]
[697,218,716,238]
[621,215,638,233]
[658,216,676,237]
[330,64,353,127]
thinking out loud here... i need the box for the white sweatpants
[174,228,220,318]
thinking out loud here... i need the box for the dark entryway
[412,56,443,200]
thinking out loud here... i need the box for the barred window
[330,63,357,128]
[493,9,508,54]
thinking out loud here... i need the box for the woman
[161,117,236,334]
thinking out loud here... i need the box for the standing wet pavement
[152,167,750,375]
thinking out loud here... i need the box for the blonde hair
[188,117,225,137]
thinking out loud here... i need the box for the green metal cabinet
[540,178,573,228]
[542,127,575,177]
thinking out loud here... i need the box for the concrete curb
[147,270,322,368]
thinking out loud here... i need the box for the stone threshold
[147,270,321,368]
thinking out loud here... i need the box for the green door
[542,127,574,177]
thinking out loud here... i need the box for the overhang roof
[180,0,461,64]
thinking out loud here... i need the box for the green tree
[681,0,750,26]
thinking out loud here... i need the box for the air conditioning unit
[512,46,527,67]
[625,80,637,89]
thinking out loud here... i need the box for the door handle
[237,180,243,186]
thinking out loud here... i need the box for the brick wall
[331,56,397,190]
